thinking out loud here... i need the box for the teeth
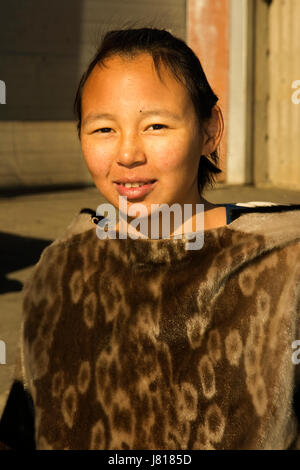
[122,182,151,188]
[124,182,142,188]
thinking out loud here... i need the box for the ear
[201,105,224,155]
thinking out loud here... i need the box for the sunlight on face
[80,53,208,223]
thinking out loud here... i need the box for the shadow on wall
[0,0,82,120]
[0,232,52,294]
[0,0,186,191]
[0,0,187,122]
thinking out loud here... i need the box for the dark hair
[74,27,222,194]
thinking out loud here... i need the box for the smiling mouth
[113,180,157,199]
[115,180,157,187]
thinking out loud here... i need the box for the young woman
[1,27,300,451]
[75,28,228,238]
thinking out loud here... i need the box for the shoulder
[226,201,300,223]
[226,201,300,250]
[22,207,104,293]
[40,207,106,248]
[35,207,97,259]
[54,207,99,243]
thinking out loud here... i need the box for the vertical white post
[227,0,254,184]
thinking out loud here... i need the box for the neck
[113,196,227,240]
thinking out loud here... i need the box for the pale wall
[254,0,300,190]
[0,0,186,191]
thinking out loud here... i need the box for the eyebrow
[82,109,181,127]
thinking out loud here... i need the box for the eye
[93,127,113,133]
[148,124,167,130]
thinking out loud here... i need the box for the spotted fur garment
[1,208,300,450]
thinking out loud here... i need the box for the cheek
[81,140,111,177]
[150,138,192,172]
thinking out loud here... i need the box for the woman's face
[80,53,216,223]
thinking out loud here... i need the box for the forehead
[81,53,192,112]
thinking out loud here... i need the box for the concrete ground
[1,182,300,416]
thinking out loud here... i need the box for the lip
[113,180,157,199]
[114,178,157,184]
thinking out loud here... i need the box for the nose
[117,132,146,167]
